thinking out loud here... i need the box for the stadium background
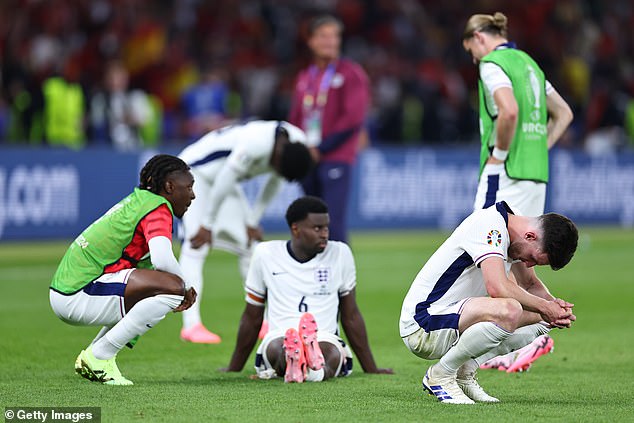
[1,0,633,240]
[1,2,634,422]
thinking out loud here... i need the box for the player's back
[399,204,510,337]
[179,121,279,181]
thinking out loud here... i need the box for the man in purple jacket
[288,15,370,244]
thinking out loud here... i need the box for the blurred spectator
[180,64,229,140]
[0,0,631,148]
[42,61,86,149]
[288,15,370,243]
[89,60,152,150]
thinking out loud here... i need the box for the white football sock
[92,294,183,360]
[474,323,550,366]
[306,368,325,382]
[437,322,511,375]
[91,326,111,345]
[180,251,206,329]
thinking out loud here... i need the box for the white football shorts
[49,268,134,326]
[402,298,471,360]
[474,163,546,217]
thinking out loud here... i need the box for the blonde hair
[463,12,508,39]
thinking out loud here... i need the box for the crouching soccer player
[222,196,392,382]
[49,154,197,385]
[399,202,578,404]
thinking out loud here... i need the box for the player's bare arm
[223,303,264,372]
[480,257,572,326]
[339,289,393,374]
[488,87,518,164]
[546,89,574,149]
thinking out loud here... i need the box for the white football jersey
[245,240,356,335]
[399,202,515,337]
[178,120,307,183]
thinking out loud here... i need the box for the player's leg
[300,163,322,198]
[83,268,187,384]
[179,176,220,343]
[317,161,352,243]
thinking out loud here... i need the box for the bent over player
[400,202,578,404]
[50,154,197,385]
[177,120,313,344]
[223,196,392,382]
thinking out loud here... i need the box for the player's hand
[309,147,321,163]
[174,287,197,312]
[190,227,212,249]
[246,226,263,246]
[486,156,505,165]
[540,300,573,327]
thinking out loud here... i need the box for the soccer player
[462,12,574,371]
[50,154,197,386]
[399,201,578,404]
[222,196,392,382]
[288,15,370,244]
[177,120,313,344]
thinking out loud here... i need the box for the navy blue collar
[494,41,517,50]
[495,201,515,226]
[286,240,315,263]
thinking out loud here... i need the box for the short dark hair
[285,196,328,227]
[139,154,190,194]
[279,142,313,181]
[539,213,579,270]
[308,15,343,36]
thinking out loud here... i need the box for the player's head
[509,213,578,270]
[308,15,343,61]
[273,125,314,181]
[538,213,579,270]
[286,196,329,255]
[139,154,195,218]
[462,12,508,64]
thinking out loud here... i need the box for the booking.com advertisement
[1,147,633,241]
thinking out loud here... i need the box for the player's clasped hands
[543,298,575,329]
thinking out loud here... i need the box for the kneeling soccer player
[49,154,197,385]
[222,196,392,382]
[399,202,578,404]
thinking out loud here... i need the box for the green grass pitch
[1,228,633,422]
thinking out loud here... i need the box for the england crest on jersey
[314,267,331,295]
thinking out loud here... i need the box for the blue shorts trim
[82,281,126,297]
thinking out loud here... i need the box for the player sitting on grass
[399,202,578,404]
[222,196,392,382]
[49,154,197,386]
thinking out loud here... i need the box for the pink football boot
[298,313,325,371]
[282,328,306,383]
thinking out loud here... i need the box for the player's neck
[288,240,317,263]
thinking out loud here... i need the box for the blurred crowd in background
[1,0,633,152]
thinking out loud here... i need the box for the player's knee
[498,298,523,330]
[158,272,186,296]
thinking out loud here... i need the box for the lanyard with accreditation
[302,62,338,146]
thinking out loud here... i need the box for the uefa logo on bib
[487,229,502,247]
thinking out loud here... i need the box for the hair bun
[492,12,508,30]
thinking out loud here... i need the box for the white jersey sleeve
[245,244,267,307]
[338,243,356,296]
[461,210,509,267]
